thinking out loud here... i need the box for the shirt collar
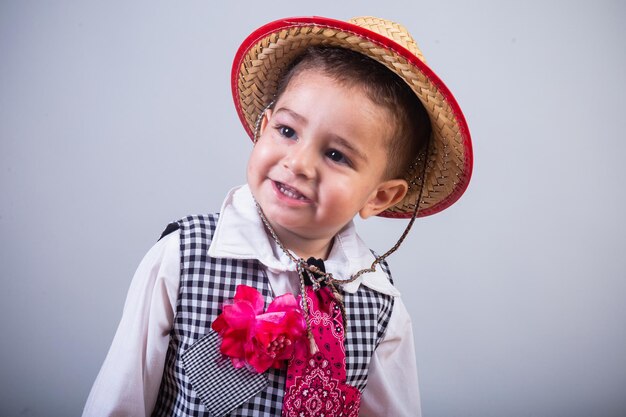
[208,185,400,297]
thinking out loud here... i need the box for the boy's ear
[359,179,409,219]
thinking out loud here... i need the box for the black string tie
[302,257,327,289]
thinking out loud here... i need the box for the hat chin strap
[252,101,275,144]
[252,101,431,283]
[254,136,429,285]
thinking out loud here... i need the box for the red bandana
[282,262,360,417]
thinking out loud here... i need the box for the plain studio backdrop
[1,1,624,416]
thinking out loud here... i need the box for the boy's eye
[277,125,297,140]
[326,149,349,165]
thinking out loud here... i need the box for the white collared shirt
[83,185,421,417]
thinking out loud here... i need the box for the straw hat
[232,16,473,218]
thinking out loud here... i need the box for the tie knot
[302,257,327,288]
[306,257,326,273]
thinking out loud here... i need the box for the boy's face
[247,70,407,249]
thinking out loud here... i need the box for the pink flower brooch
[211,285,307,373]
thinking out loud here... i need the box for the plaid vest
[152,214,395,416]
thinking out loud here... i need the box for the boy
[84,16,472,417]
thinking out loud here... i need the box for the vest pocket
[182,330,269,416]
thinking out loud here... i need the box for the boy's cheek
[246,149,268,194]
[246,161,258,187]
[247,145,262,172]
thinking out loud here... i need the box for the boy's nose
[284,143,317,179]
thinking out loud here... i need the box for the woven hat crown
[348,16,427,63]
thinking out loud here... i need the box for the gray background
[1,1,625,416]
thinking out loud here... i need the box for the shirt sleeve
[82,232,181,417]
[359,297,422,417]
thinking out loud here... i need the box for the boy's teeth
[278,183,305,200]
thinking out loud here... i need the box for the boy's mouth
[274,181,309,201]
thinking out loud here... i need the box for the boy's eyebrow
[274,107,307,124]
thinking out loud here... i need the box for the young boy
[83,16,472,417]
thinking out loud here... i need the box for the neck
[271,223,334,260]
[278,229,333,260]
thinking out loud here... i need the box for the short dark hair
[273,47,431,179]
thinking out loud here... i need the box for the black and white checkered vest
[152,214,395,416]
